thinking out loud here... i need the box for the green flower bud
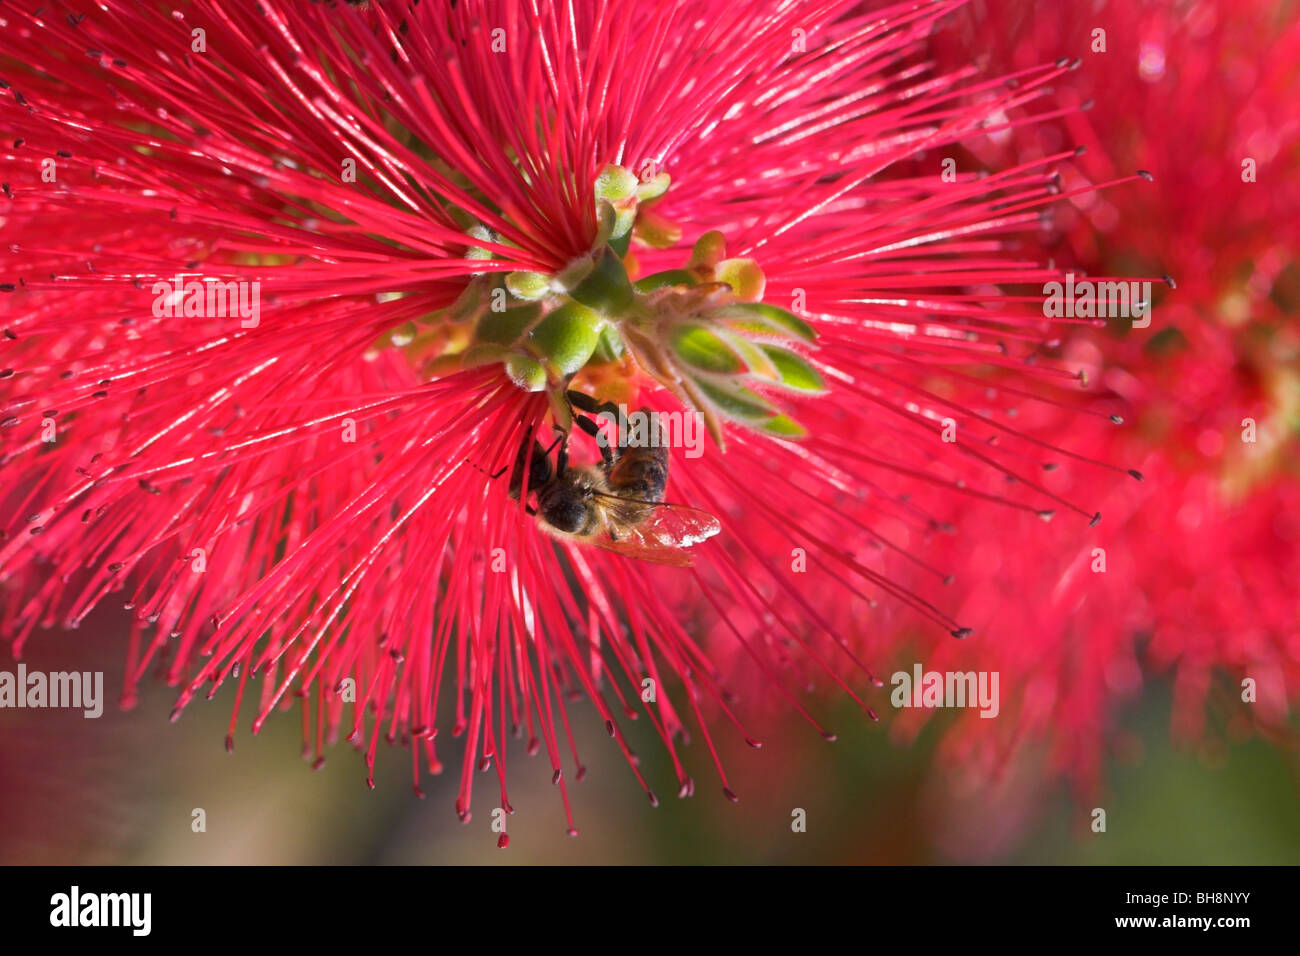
[633,269,698,294]
[760,414,808,439]
[688,231,727,270]
[760,345,825,392]
[715,257,765,301]
[670,324,745,374]
[693,377,778,422]
[526,300,603,376]
[711,302,817,342]
[595,164,639,203]
[722,333,779,380]
[465,224,498,265]
[505,271,551,301]
[635,171,671,201]
[505,355,547,392]
[633,208,682,248]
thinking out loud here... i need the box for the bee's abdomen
[609,445,668,502]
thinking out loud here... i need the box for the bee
[499,391,720,567]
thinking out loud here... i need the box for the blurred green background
[2,606,1297,865]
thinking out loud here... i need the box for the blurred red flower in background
[900,0,1300,795]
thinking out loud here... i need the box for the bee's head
[537,475,597,535]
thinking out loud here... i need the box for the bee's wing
[585,497,722,567]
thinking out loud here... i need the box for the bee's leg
[570,412,617,470]
[566,390,623,468]
[572,414,603,439]
[566,389,621,420]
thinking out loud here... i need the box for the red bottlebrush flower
[896,0,1300,798]
[1,0,1159,838]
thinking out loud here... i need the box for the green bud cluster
[454,166,824,446]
